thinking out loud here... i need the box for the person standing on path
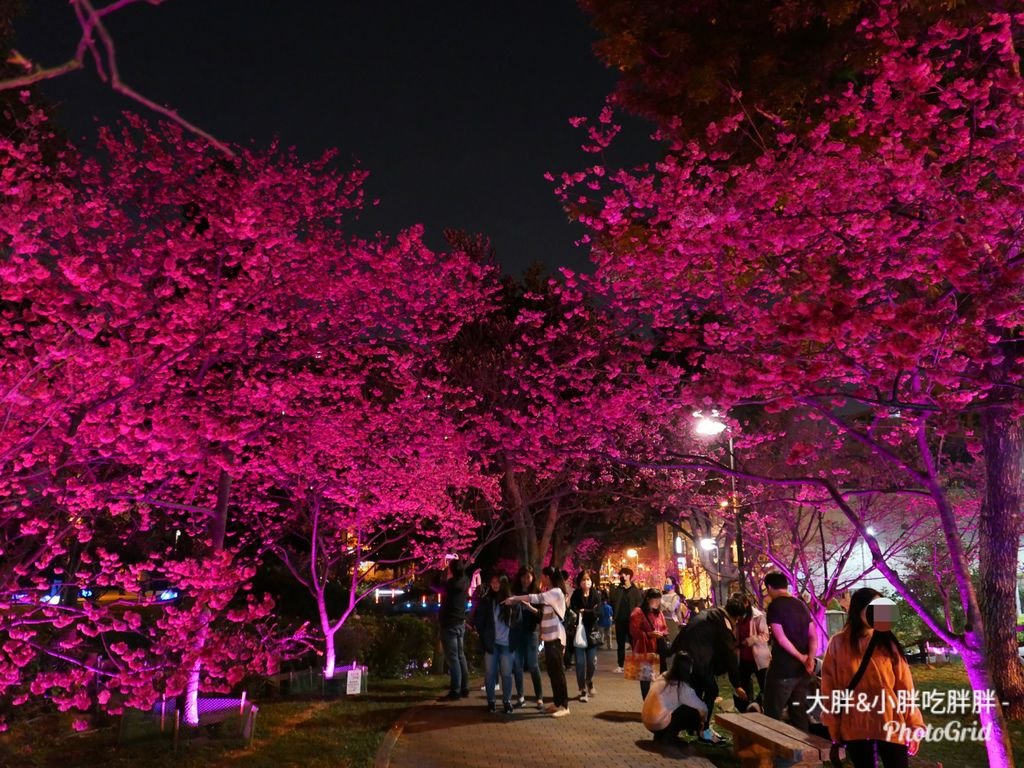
[504,566,571,717]
[762,571,817,732]
[725,592,771,711]
[472,571,516,714]
[660,578,684,642]
[509,566,544,710]
[821,589,924,768]
[612,567,643,672]
[569,569,601,702]
[628,588,669,700]
[437,558,471,702]
[598,591,614,649]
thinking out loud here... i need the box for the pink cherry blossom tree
[0,106,496,725]
[562,8,1024,765]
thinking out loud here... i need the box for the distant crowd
[436,560,923,768]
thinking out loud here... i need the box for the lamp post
[694,411,745,593]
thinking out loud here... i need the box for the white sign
[346,668,363,695]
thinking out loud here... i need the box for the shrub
[335,614,437,679]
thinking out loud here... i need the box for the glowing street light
[626,548,638,559]
[699,538,718,552]
[693,410,745,591]
[694,411,728,436]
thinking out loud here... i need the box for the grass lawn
[0,674,449,768]
[908,664,1024,767]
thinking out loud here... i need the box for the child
[598,591,614,649]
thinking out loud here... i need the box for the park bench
[715,712,838,768]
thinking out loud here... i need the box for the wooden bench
[715,712,839,768]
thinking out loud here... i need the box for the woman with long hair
[504,566,570,717]
[509,566,544,710]
[628,588,669,700]
[642,652,707,746]
[472,570,516,713]
[569,569,601,702]
[820,588,924,768]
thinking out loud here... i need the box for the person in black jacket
[509,566,544,710]
[569,569,601,702]
[437,559,471,701]
[612,567,643,672]
[473,570,516,714]
[669,605,743,745]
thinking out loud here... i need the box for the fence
[118,696,259,753]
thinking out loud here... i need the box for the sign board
[345,667,363,695]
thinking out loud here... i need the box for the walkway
[383,652,732,768]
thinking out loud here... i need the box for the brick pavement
[384,650,732,768]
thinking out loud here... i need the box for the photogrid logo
[884,720,993,743]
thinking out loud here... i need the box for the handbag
[624,610,662,681]
[624,651,660,681]
[574,613,588,649]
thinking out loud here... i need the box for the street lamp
[693,410,745,592]
[625,548,639,577]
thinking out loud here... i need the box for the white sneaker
[588,686,595,697]
[613,666,624,673]
[579,691,589,703]
[551,706,571,718]
[536,699,544,711]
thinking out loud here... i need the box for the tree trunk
[183,654,203,727]
[962,640,1017,768]
[184,468,231,726]
[536,496,560,568]
[809,600,828,657]
[323,627,336,679]
[981,405,1024,719]
[505,469,537,569]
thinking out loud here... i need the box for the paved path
[385,651,732,768]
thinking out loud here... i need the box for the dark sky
[15,1,657,276]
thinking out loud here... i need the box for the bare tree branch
[1,0,234,156]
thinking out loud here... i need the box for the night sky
[15,1,657,276]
